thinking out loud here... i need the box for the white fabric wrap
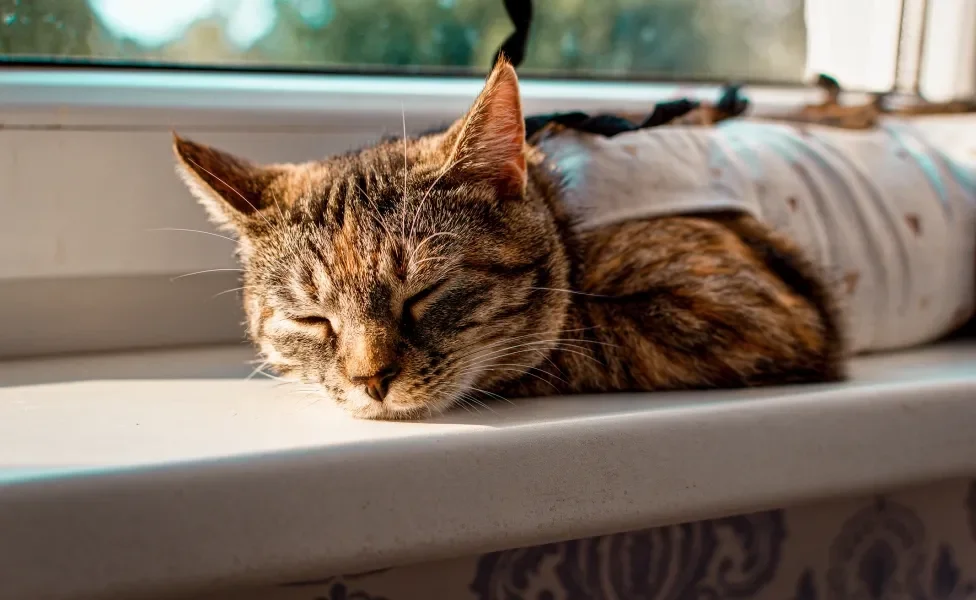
[537,119,976,354]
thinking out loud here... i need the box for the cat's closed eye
[404,280,449,323]
[292,315,333,330]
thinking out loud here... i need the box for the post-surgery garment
[535,118,976,354]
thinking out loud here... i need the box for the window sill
[1,342,975,599]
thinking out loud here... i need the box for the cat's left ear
[443,57,526,197]
[172,134,286,234]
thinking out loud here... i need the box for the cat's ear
[443,57,526,197]
[172,134,284,233]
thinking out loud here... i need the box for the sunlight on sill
[1,341,975,475]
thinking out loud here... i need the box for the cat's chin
[340,392,455,421]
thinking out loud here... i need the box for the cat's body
[496,212,843,399]
[173,60,843,420]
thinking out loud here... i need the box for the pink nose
[348,364,400,401]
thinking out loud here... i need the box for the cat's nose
[349,364,400,402]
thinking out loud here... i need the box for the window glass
[0,0,806,83]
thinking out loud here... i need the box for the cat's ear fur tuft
[172,134,284,232]
[444,57,526,197]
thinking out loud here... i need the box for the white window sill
[1,342,975,599]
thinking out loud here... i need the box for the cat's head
[173,60,570,419]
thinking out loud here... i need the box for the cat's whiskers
[454,342,606,378]
[452,334,557,367]
[149,227,237,243]
[434,374,501,414]
[170,268,242,282]
[268,189,305,252]
[454,337,612,371]
[455,360,543,376]
[442,387,496,415]
[152,228,252,295]
[452,326,603,362]
[421,365,518,416]
[260,372,292,385]
[409,231,459,267]
[410,255,450,269]
[452,346,556,378]
[400,103,410,237]
[539,345,606,366]
[212,285,255,299]
[409,155,465,246]
[470,345,552,369]
[269,189,287,223]
[535,347,567,378]
[182,156,285,238]
[275,381,305,390]
[453,395,476,414]
[402,104,408,200]
[247,360,273,380]
[466,385,514,406]
[457,360,568,387]
[248,358,303,383]
[294,386,330,409]
[455,343,564,371]
[463,364,561,394]
[465,395,496,414]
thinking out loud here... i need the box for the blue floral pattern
[826,498,927,599]
[262,480,976,600]
[795,544,976,600]
[793,491,976,600]
[471,511,785,600]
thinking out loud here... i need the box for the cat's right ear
[172,134,283,233]
[440,58,526,198]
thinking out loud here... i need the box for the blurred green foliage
[0,0,806,82]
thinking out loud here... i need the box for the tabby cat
[173,59,844,420]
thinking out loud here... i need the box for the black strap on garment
[524,99,701,140]
[639,98,702,129]
[493,0,533,67]
[716,84,748,118]
[523,87,748,140]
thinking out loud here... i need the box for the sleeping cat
[173,59,844,420]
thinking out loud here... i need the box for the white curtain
[804,0,976,100]
[804,0,903,92]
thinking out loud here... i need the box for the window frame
[0,0,973,358]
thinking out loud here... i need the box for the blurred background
[0,0,806,83]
